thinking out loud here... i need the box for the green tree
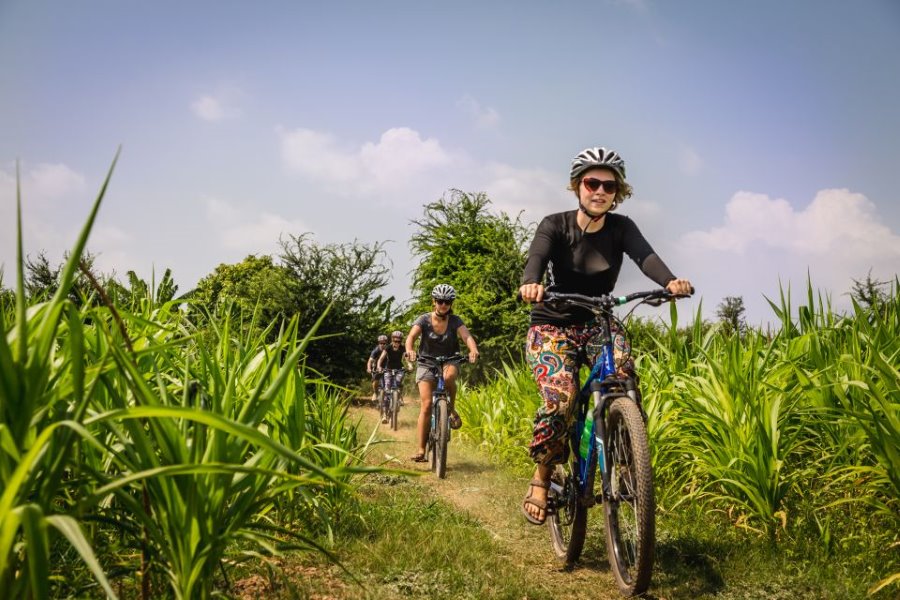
[716,295,746,336]
[105,267,180,310]
[850,269,890,313]
[408,189,532,379]
[191,254,295,329]
[278,234,395,384]
[24,250,101,306]
[190,237,396,386]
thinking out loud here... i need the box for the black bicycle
[381,368,406,431]
[418,354,466,479]
[542,288,691,597]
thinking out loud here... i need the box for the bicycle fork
[580,382,613,507]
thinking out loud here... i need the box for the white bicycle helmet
[390,330,403,340]
[431,283,457,301]
[377,334,388,343]
[570,146,626,180]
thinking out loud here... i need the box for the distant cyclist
[376,330,408,423]
[405,284,479,462]
[366,334,388,403]
[518,146,693,525]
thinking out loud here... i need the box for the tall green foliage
[408,189,532,378]
[279,233,395,384]
[1,156,376,599]
[190,236,397,386]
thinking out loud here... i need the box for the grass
[235,475,543,600]
[228,408,887,600]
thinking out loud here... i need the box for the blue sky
[2,0,899,325]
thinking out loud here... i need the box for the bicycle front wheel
[434,398,449,479]
[603,396,655,596]
[548,458,588,564]
[390,389,400,431]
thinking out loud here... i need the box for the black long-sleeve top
[521,210,676,325]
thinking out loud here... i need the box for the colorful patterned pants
[525,322,634,466]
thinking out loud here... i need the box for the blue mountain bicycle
[542,288,691,597]
[418,353,466,479]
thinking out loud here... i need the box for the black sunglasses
[434,299,453,306]
[582,178,618,194]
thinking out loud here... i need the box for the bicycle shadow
[554,533,726,599]
[649,535,726,597]
[443,459,491,476]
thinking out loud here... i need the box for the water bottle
[579,408,594,459]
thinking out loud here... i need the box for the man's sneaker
[381,415,389,424]
[449,411,462,430]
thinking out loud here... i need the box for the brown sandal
[410,453,428,463]
[522,478,550,525]
[449,411,463,430]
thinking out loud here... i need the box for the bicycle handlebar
[416,353,468,366]
[540,287,695,312]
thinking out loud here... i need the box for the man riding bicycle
[376,331,407,423]
[366,334,388,403]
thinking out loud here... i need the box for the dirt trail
[353,397,627,600]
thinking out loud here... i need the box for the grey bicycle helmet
[390,330,403,340]
[570,146,626,180]
[431,283,457,301]
[377,334,388,343]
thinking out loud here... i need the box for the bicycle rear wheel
[390,389,400,431]
[434,398,449,479]
[548,458,588,564]
[603,396,655,596]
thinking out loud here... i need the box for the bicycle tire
[548,458,588,564]
[603,396,655,596]
[434,398,449,479]
[390,389,400,431]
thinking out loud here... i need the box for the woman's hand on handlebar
[519,282,545,303]
[666,278,693,297]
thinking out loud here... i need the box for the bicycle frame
[419,354,465,478]
[548,290,677,504]
[420,355,461,434]
[574,327,640,505]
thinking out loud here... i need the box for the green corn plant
[638,302,714,505]
[457,361,541,473]
[0,159,119,599]
[76,298,356,599]
[673,328,816,540]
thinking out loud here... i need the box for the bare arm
[405,325,422,362]
[458,325,479,363]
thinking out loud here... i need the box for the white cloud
[677,189,900,324]
[481,162,568,223]
[678,145,704,176]
[204,196,307,253]
[191,94,240,121]
[684,189,900,257]
[1,162,92,271]
[279,126,456,194]
[457,95,500,129]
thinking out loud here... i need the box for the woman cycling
[405,284,479,462]
[376,330,408,423]
[518,146,692,525]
